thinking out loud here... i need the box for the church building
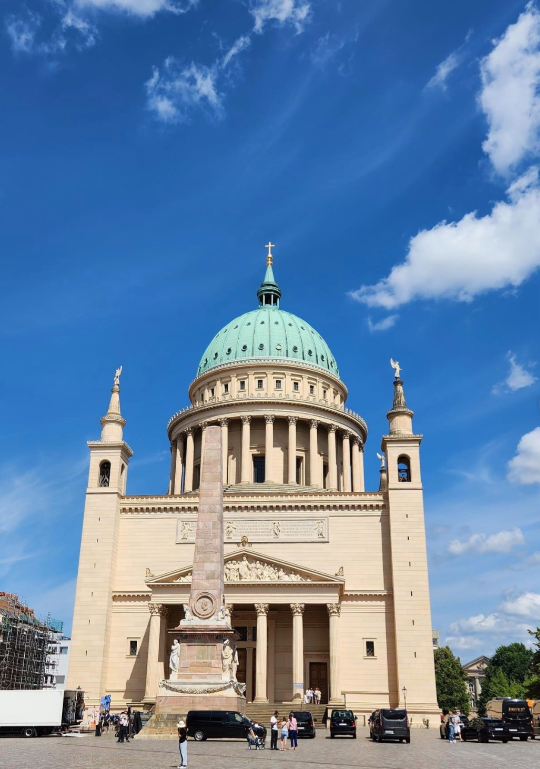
[68,248,439,719]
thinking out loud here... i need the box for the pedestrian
[177,719,188,768]
[448,715,455,744]
[314,687,321,705]
[452,711,462,742]
[288,711,298,750]
[270,711,279,750]
[280,718,288,750]
[117,711,128,743]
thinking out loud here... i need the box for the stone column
[265,416,275,482]
[342,431,352,492]
[184,428,194,492]
[327,425,337,490]
[246,647,254,702]
[291,603,305,701]
[351,437,363,492]
[168,440,177,495]
[309,420,320,487]
[241,416,252,483]
[219,419,229,485]
[254,603,269,702]
[173,437,184,494]
[199,422,207,475]
[144,603,168,701]
[327,603,341,703]
[287,417,297,484]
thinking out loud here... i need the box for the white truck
[0,689,77,737]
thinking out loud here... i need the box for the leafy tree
[478,642,533,714]
[434,646,470,715]
[526,628,540,698]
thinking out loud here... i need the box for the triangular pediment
[463,655,490,671]
[145,549,345,586]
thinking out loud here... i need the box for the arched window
[99,460,111,487]
[397,455,411,482]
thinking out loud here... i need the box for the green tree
[434,646,470,715]
[526,628,540,699]
[478,642,533,714]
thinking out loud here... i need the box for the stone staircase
[245,702,327,730]
[137,713,180,740]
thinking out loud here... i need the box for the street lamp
[402,686,407,709]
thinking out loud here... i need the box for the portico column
[327,603,342,704]
[173,437,184,494]
[241,416,252,483]
[291,603,305,701]
[327,425,337,490]
[351,438,363,492]
[309,420,320,487]
[184,428,194,492]
[288,416,298,483]
[144,604,168,701]
[219,419,229,484]
[199,422,207,474]
[265,416,275,482]
[254,603,269,702]
[168,439,177,495]
[342,431,352,492]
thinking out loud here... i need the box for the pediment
[145,549,345,586]
[463,655,490,671]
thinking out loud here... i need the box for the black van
[291,711,316,738]
[485,698,533,740]
[369,708,410,743]
[186,710,255,741]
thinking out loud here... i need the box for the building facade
[68,254,439,718]
[463,655,489,710]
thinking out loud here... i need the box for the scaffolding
[0,592,55,690]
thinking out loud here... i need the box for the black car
[291,711,316,738]
[322,708,357,738]
[439,714,469,739]
[369,708,410,743]
[186,710,261,741]
[462,717,509,743]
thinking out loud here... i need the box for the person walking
[452,711,462,742]
[117,712,128,743]
[177,719,188,768]
[448,715,455,744]
[280,718,288,750]
[270,711,279,750]
[288,712,298,750]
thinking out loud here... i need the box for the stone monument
[154,424,245,714]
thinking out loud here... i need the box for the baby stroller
[247,723,266,750]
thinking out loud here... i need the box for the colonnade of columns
[144,601,342,704]
[169,415,364,493]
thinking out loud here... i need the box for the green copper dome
[196,258,340,379]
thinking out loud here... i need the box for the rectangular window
[257,379,264,389]
[296,456,303,484]
[323,389,327,399]
[253,456,265,483]
[60,647,68,654]
[129,640,138,656]
[239,380,246,390]
[293,381,299,391]
[275,379,282,389]
[365,641,375,657]
[309,385,315,395]
[210,388,215,397]
[56,675,65,684]
[224,383,229,394]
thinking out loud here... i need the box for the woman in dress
[280,718,288,751]
[177,719,188,768]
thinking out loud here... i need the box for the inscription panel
[176,517,328,544]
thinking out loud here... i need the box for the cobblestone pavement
[1,728,538,769]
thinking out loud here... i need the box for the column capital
[185,426,194,436]
[241,415,252,425]
[327,603,341,617]
[342,430,352,440]
[148,603,168,617]
[199,421,208,431]
[219,418,229,427]
[351,436,360,447]
[327,424,337,434]
[288,416,298,425]
[255,603,269,616]
[309,419,319,429]
[265,415,275,424]
[290,603,305,616]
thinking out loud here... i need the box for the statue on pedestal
[169,639,180,678]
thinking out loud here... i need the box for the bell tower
[381,361,439,716]
[67,368,133,704]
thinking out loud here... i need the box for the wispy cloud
[425,32,472,92]
[508,427,540,485]
[447,527,525,556]
[146,60,224,124]
[492,351,537,394]
[308,28,358,72]
[6,6,97,55]
[75,0,198,17]
[367,314,398,332]
[250,0,311,35]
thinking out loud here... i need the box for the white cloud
[499,591,540,618]
[146,60,223,124]
[444,635,483,651]
[447,527,525,555]
[250,0,311,34]
[310,32,345,66]
[6,12,40,53]
[6,7,97,55]
[426,50,461,91]
[480,2,540,175]
[367,314,398,333]
[492,351,537,394]
[446,609,534,651]
[222,35,252,68]
[74,0,198,18]
[349,167,540,309]
[508,427,540,485]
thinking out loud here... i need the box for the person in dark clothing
[177,719,188,768]
[270,711,279,750]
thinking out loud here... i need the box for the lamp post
[402,686,407,709]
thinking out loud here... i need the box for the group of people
[303,687,322,704]
[269,711,299,751]
[446,711,464,743]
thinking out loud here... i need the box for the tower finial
[265,241,275,267]
[100,367,126,441]
[386,361,414,436]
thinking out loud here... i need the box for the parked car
[369,708,410,743]
[461,717,509,743]
[186,710,260,741]
[485,698,533,740]
[322,708,357,738]
[291,711,316,738]
[439,714,470,739]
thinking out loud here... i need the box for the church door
[309,662,328,703]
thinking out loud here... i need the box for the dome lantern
[256,242,281,307]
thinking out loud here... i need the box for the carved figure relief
[169,639,180,676]
[225,521,236,539]
[180,521,192,540]
[272,521,281,538]
[223,557,310,582]
[315,520,325,538]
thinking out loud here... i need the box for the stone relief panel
[172,555,313,584]
[176,517,328,544]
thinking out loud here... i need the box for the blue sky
[1,0,540,661]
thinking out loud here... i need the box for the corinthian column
[327,603,341,703]
[174,437,184,494]
[144,604,168,701]
[241,416,252,483]
[288,417,297,484]
[254,603,269,702]
[168,439,177,495]
[291,603,305,701]
[219,419,229,485]
[309,420,320,487]
[265,416,275,482]
[351,438,364,492]
[342,431,352,492]
[184,428,194,492]
[327,425,337,490]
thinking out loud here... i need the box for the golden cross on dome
[265,242,275,266]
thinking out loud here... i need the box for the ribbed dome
[196,306,340,378]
